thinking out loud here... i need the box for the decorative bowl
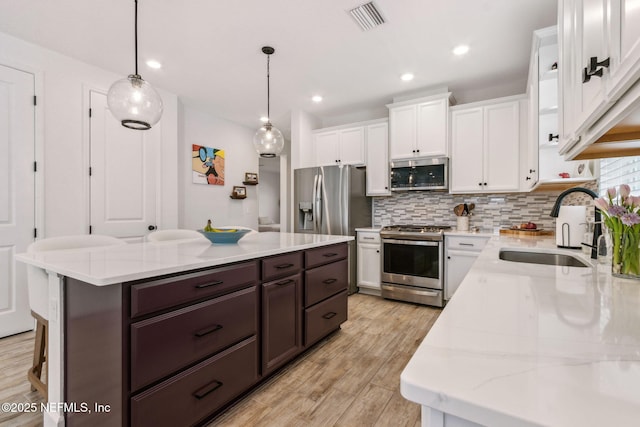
[197,228,251,244]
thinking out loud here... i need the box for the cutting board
[500,228,554,236]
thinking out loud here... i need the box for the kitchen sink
[499,249,591,268]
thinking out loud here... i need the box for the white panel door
[0,65,35,337]
[450,108,484,193]
[90,90,157,241]
[313,131,339,166]
[338,127,365,165]
[365,122,390,196]
[416,98,448,156]
[484,101,520,192]
[389,104,416,160]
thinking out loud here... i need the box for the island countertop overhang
[15,232,353,286]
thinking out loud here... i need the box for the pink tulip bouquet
[594,184,640,277]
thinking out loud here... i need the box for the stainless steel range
[380,224,451,307]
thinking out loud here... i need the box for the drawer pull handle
[195,280,224,289]
[276,279,294,286]
[193,380,223,399]
[363,237,375,240]
[322,278,337,284]
[322,312,337,319]
[322,253,338,258]
[194,324,223,337]
[275,263,294,269]
[459,243,474,247]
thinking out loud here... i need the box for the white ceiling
[0,0,557,134]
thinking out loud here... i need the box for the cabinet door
[445,249,479,300]
[558,0,580,153]
[366,122,390,196]
[261,273,302,374]
[608,0,640,99]
[416,98,448,156]
[389,104,417,159]
[450,108,484,193]
[357,243,381,290]
[524,55,539,189]
[484,101,520,192]
[313,131,340,166]
[573,0,610,134]
[339,127,365,165]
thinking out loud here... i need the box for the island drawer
[304,258,348,307]
[130,286,257,391]
[130,336,258,427]
[130,260,258,318]
[305,243,347,269]
[262,251,303,281]
[304,290,347,346]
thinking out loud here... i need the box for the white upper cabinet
[558,0,640,158]
[313,126,365,166]
[451,97,522,193]
[365,120,390,196]
[387,93,452,160]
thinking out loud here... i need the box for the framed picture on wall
[230,186,247,199]
[244,172,258,185]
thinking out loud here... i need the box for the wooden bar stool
[26,234,126,399]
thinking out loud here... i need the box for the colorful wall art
[192,144,225,185]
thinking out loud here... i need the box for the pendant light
[253,46,284,158]
[107,0,163,130]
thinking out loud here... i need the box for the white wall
[0,31,179,237]
[258,171,280,223]
[178,103,259,231]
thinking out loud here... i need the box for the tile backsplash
[373,182,598,232]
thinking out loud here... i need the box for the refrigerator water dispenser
[298,202,313,230]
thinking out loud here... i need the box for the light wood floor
[0,294,440,427]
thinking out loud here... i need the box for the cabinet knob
[416,149,420,153]
[529,169,536,173]
[384,186,388,190]
[447,256,451,259]
[148,225,157,230]
[376,250,380,253]
[483,182,487,186]
[412,150,416,153]
[478,182,483,186]
[526,176,531,181]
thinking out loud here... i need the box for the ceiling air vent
[349,2,385,31]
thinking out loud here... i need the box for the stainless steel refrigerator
[294,165,371,294]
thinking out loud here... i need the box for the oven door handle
[381,284,440,298]
[381,238,440,247]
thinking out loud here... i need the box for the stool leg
[28,317,48,399]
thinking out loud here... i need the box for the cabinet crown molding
[449,94,527,111]
[311,117,388,134]
[386,92,454,109]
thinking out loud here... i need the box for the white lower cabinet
[357,230,381,295]
[445,235,489,300]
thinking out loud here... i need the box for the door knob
[148,225,157,231]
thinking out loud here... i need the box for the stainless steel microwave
[390,157,448,191]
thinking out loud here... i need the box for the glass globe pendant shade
[253,123,284,158]
[107,74,163,130]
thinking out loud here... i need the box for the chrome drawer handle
[194,324,223,338]
[322,278,337,284]
[322,312,337,319]
[275,263,294,269]
[193,380,223,399]
[195,280,223,289]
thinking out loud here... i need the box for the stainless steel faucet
[550,187,601,259]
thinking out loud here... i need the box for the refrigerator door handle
[316,173,323,233]
[312,173,319,232]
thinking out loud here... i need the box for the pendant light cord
[134,0,139,76]
[266,53,270,121]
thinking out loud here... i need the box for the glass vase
[611,229,640,279]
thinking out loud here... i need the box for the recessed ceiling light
[312,95,323,103]
[400,73,414,82]
[453,45,469,56]
[146,59,162,69]
[260,116,269,123]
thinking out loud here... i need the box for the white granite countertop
[15,232,353,286]
[401,235,640,427]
